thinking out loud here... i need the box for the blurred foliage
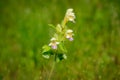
[0,0,120,80]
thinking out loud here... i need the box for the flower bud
[65,8,75,23]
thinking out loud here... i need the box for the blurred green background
[0,0,120,80]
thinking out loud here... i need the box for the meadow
[0,0,120,80]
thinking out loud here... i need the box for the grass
[0,0,120,80]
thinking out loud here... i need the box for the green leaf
[42,45,53,59]
[56,24,62,32]
[42,51,53,59]
[42,45,51,53]
[58,43,67,53]
[48,24,56,30]
[42,52,50,59]
[63,54,67,59]
[56,53,67,62]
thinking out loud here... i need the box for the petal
[66,29,73,33]
[52,45,57,49]
[51,37,56,41]
[56,42,60,44]
[69,37,73,41]
[66,35,70,38]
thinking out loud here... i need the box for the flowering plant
[42,8,75,62]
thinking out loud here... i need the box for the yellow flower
[49,37,59,49]
[66,29,74,41]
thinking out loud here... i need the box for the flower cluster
[49,37,59,49]
[49,8,75,50]
[66,29,74,41]
[65,8,75,23]
[42,8,76,62]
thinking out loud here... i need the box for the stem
[62,17,67,28]
[48,61,55,80]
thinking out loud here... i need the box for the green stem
[62,17,67,29]
[48,61,55,80]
